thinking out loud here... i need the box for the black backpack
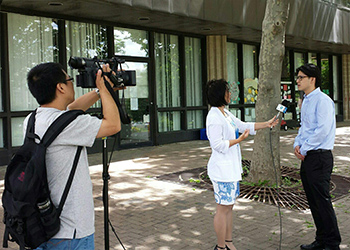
[2,109,85,249]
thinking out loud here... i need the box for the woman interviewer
[206,79,279,250]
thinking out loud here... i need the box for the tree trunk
[248,0,290,185]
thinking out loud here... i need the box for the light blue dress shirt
[293,88,336,156]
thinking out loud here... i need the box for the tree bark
[248,0,290,185]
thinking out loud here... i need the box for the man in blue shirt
[294,63,341,250]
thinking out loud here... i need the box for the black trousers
[300,150,341,247]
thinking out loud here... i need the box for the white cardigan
[206,107,256,182]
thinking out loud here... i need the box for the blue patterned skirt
[211,180,240,205]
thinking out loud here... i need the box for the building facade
[0,0,349,165]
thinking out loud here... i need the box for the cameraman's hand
[96,64,114,91]
[96,64,126,92]
[95,64,122,138]
[113,85,126,91]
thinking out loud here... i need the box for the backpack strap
[40,109,85,215]
[41,109,85,147]
[2,227,9,248]
[56,145,83,216]
[25,109,40,142]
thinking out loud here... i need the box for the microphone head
[281,100,290,107]
[276,103,288,113]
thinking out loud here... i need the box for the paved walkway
[1,124,350,249]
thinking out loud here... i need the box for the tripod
[101,82,129,250]
[102,136,110,250]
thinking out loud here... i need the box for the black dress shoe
[324,246,340,250]
[300,241,325,250]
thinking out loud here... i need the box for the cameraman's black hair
[295,63,321,88]
[27,63,67,105]
[206,79,229,107]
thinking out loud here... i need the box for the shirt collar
[304,87,321,99]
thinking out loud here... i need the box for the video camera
[68,56,136,88]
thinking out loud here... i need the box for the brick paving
[1,123,350,249]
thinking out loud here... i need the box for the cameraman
[25,62,121,250]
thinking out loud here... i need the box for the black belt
[307,149,331,155]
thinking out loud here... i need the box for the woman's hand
[267,116,279,128]
[238,129,249,142]
[229,129,249,147]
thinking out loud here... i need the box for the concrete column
[343,54,350,120]
[206,35,227,81]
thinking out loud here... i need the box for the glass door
[119,62,151,145]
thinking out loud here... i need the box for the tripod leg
[102,137,110,250]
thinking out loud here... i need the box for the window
[187,110,203,130]
[0,119,3,148]
[8,14,58,111]
[155,33,180,108]
[227,42,239,104]
[333,55,341,115]
[66,21,107,99]
[11,117,25,147]
[281,51,293,120]
[321,54,330,95]
[185,37,203,130]
[185,37,202,107]
[244,108,256,122]
[295,52,306,68]
[158,111,181,132]
[229,108,241,120]
[281,51,290,80]
[114,28,148,57]
[333,56,339,100]
[294,52,306,120]
[155,33,181,132]
[243,45,258,104]
[7,14,58,146]
[308,52,317,65]
[0,32,2,112]
[0,28,3,147]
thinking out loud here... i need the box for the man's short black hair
[206,79,229,107]
[27,63,67,105]
[295,63,321,88]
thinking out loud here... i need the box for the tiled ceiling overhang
[1,0,349,54]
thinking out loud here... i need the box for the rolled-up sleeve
[232,115,256,135]
[207,123,230,154]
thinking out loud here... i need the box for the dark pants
[300,150,341,248]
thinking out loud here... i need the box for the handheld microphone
[269,100,289,250]
[271,100,289,128]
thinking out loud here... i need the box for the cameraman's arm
[95,69,121,138]
[67,90,100,111]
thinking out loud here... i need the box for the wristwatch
[94,88,100,97]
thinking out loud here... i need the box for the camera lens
[68,57,86,69]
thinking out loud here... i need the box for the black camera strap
[103,77,131,124]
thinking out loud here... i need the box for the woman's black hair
[27,62,66,105]
[206,79,229,107]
